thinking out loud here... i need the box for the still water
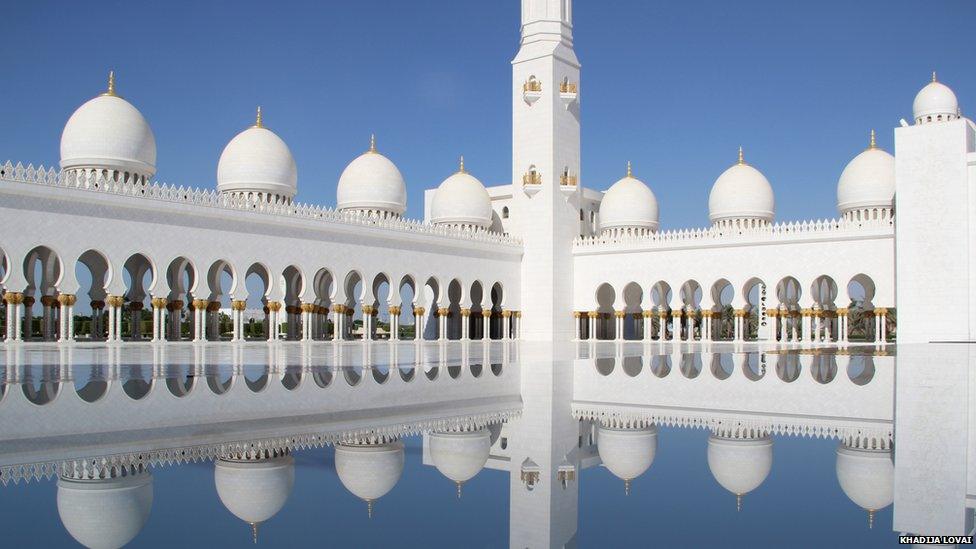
[0,341,967,548]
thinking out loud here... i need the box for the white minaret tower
[513,0,581,342]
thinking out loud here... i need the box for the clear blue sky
[1,0,973,227]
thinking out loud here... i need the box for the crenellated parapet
[573,215,894,252]
[0,161,522,247]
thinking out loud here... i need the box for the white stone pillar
[57,295,69,343]
[481,310,491,340]
[814,313,822,342]
[462,309,471,340]
[503,311,512,341]
[437,308,447,341]
[879,310,887,342]
[587,313,596,340]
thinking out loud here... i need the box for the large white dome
[836,445,893,512]
[57,472,153,549]
[217,108,298,201]
[708,149,775,226]
[335,441,404,514]
[599,163,659,233]
[214,455,295,526]
[707,434,773,504]
[913,73,959,124]
[430,159,492,228]
[60,73,156,180]
[837,132,895,216]
[428,429,491,491]
[597,424,658,492]
[336,136,407,215]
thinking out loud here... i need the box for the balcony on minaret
[559,78,579,109]
[523,76,542,105]
[522,166,543,196]
[559,171,577,186]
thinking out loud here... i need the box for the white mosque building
[0,0,974,349]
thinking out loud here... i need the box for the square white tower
[513,0,582,341]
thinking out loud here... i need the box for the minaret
[513,0,580,341]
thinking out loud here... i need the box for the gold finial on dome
[868,509,875,529]
[366,499,374,518]
[932,71,938,83]
[458,155,466,174]
[737,146,745,165]
[868,129,877,150]
[368,134,377,153]
[626,160,632,178]
[254,106,263,128]
[736,494,743,512]
[456,481,463,499]
[624,479,631,496]
[250,522,259,544]
[103,70,117,97]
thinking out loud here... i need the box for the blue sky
[1,0,973,227]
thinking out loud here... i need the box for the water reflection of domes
[597,423,658,494]
[57,469,153,549]
[429,428,492,497]
[214,450,295,542]
[707,431,773,510]
[335,440,405,516]
[836,445,893,528]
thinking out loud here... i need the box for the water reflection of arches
[811,355,838,384]
[622,356,642,377]
[775,354,801,383]
[122,366,153,400]
[847,355,875,385]
[650,355,671,378]
[680,354,702,379]
[711,354,733,380]
[165,365,195,397]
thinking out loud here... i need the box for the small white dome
[707,434,773,498]
[336,136,407,215]
[836,445,893,512]
[597,425,658,487]
[913,73,959,124]
[335,441,405,505]
[837,133,895,215]
[214,455,295,525]
[60,73,156,180]
[217,109,298,201]
[430,159,492,228]
[57,472,153,549]
[708,149,775,226]
[599,163,660,232]
[428,429,491,486]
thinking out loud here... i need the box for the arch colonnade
[576,276,893,344]
[0,246,521,344]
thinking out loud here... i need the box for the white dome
[217,109,298,200]
[707,434,773,498]
[214,455,295,525]
[336,136,407,215]
[599,164,660,233]
[837,133,895,215]
[430,160,492,228]
[836,445,893,512]
[913,74,959,124]
[597,425,658,489]
[335,441,404,508]
[428,429,491,487]
[57,472,153,549]
[708,150,775,225]
[60,74,156,180]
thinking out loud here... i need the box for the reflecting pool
[0,340,971,547]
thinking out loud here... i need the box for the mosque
[1,3,975,544]
[0,0,972,348]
